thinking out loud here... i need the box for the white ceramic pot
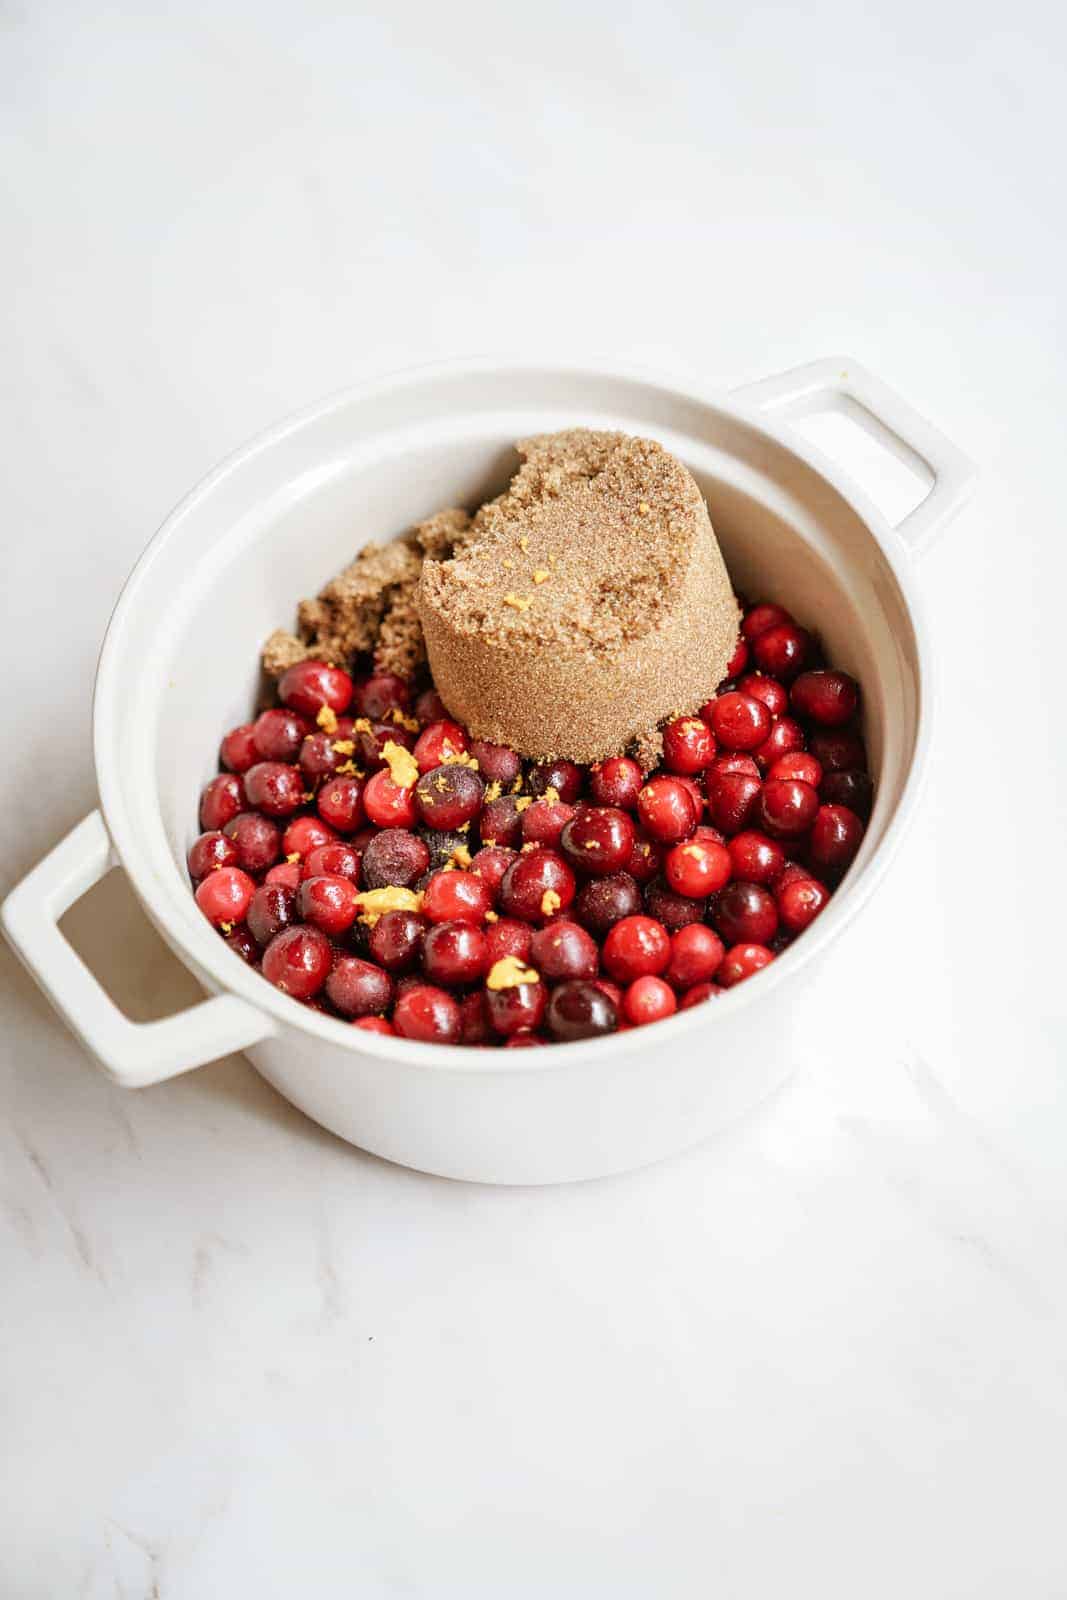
[2,357,974,1184]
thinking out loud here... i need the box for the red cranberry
[666,924,724,988]
[589,756,642,810]
[706,770,762,835]
[819,768,873,819]
[243,762,303,818]
[623,974,677,1026]
[592,977,625,1009]
[220,723,258,773]
[742,602,792,640]
[530,919,598,981]
[708,692,771,752]
[768,751,823,788]
[752,622,812,682]
[223,811,282,874]
[262,925,333,999]
[777,875,831,933]
[725,635,749,678]
[499,849,576,924]
[644,877,706,930]
[479,795,524,849]
[353,1015,396,1036]
[317,775,366,833]
[265,861,302,891]
[351,673,410,720]
[422,921,489,986]
[546,979,618,1041]
[413,719,468,773]
[676,775,706,818]
[712,881,778,946]
[247,883,296,948]
[188,830,239,881]
[560,807,635,875]
[368,909,427,973]
[809,804,864,872]
[458,990,494,1044]
[195,866,255,926]
[393,984,461,1043]
[422,869,492,925]
[361,828,431,889]
[663,715,716,774]
[625,830,663,884]
[322,957,392,1018]
[636,777,698,844]
[737,672,789,718]
[709,752,760,781]
[791,669,859,727]
[602,915,670,983]
[363,769,418,829]
[759,778,819,839]
[278,660,353,718]
[753,716,806,772]
[527,760,584,804]
[414,688,449,726]
[486,917,533,965]
[199,773,246,831]
[486,975,547,1036]
[717,942,774,987]
[252,707,310,763]
[573,872,642,936]
[467,739,522,786]
[302,842,361,883]
[280,814,335,860]
[664,837,731,898]
[298,874,359,936]
[809,728,867,774]
[521,797,576,849]
[224,923,258,964]
[470,846,518,898]
[727,830,785,886]
[776,861,818,890]
[299,731,343,783]
[679,981,723,1008]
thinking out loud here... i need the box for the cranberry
[791,669,859,727]
[265,861,302,891]
[521,797,576,849]
[560,806,635,875]
[479,795,524,848]
[218,812,279,875]
[414,688,449,726]
[413,827,464,873]
[759,778,819,839]
[262,925,333,999]
[776,861,819,891]
[725,635,749,678]
[727,830,785,886]
[737,672,789,718]
[486,976,547,1037]
[195,866,255,927]
[280,814,335,860]
[527,760,584,804]
[623,975,677,1026]
[361,828,431,889]
[530,919,598,981]
[351,673,410,720]
[413,719,469,773]
[322,957,391,1018]
[486,917,533,965]
[422,869,492,925]
[820,768,873,819]
[467,738,522,786]
[246,883,296,947]
[742,602,792,640]
[252,707,310,763]
[717,942,774,987]
[353,1015,396,1036]
[676,775,706,818]
[458,990,494,1044]
[636,776,698,844]
[546,979,618,1041]
[505,1031,547,1048]
[768,751,823,788]
[499,849,576,924]
[573,872,642,936]
[644,877,706,930]
[303,842,361,883]
[298,873,359,937]
[199,773,246,831]
[706,770,762,835]
[752,622,812,682]
[777,875,830,934]
[602,915,670,983]
[314,775,365,832]
[220,723,258,773]
[592,977,625,1010]
[709,752,760,781]
[470,846,518,897]
[679,982,722,1008]
[753,716,806,772]
[665,924,724,988]
[664,837,731,898]
[589,756,643,810]
[393,984,461,1043]
[708,692,771,753]
[368,909,427,973]
[663,715,716,774]
[243,762,303,819]
[299,731,343,783]
[625,830,663,884]
[278,660,353,718]
[354,720,412,769]
[224,923,258,964]
[712,881,778,946]
[363,769,418,829]
[422,921,489,986]
[809,804,864,873]
[188,830,239,881]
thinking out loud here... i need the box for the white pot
[2,358,974,1184]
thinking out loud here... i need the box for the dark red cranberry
[527,760,584,804]
[666,924,724,989]
[662,715,716,775]
[221,812,282,874]
[247,883,296,948]
[777,875,831,934]
[530,919,598,981]
[676,775,706,818]
[809,728,867,773]
[592,977,625,1010]
[200,773,246,831]
[709,752,760,781]
[768,751,823,788]
[725,635,749,678]
[560,807,635,875]
[361,828,431,890]
[195,866,255,926]
[485,974,547,1036]
[354,719,413,769]
[706,770,762,835]
[623,974,677,1026]
[573,871,642,936]
[636,777,698,844]
[589,756,643,810]
[262,925,333,999]
[643,877,706,930]
[498,849,576,924]
[521,797,576,849]
[479,795,524,849]
[188,830,239,881]
[759,778,819,839]
[679,981,723,1008]
[458,990,494,1044]
[281,815,336,860]
[752,622,812,682]
[252,707,310,763]
[820,768,873,819]
[414,688,449,726]
[316,775,366,833]
[422,921,489,986]
[220,723,258,773]
[352,1015,396,1036]
[742,602,792,640]
[224,923,258,964]
[299,731,343,783]
[727,830,785,886]
[422,869,492,925]
[265,861,302,891]
[243,762,303,818]
[737,672,789,718]
[278,660,353,718]
[470,846,518,898]
[753,716,806,772]
[546,979,618,1041]
[717,942,774,987]
[413,720,468,773]
[351,673,410,720]
[809,804,864,872]
[602,915,671,983]
[791,669,859,727]
[368,909,427,973]
[324,957,394,1018]
[467,739,522,786]
[413,827,467,874]
[708,692,771,752]
[302,842,361,883]
[393,984,462,1043]
[712,881,778,946]
[664,837,731,898]
[485,917,533,965]
[363,769,418,829]
[625,830,663,884]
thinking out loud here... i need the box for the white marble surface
[2,2,1066,1594]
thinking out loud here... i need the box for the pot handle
[732,355,976,553]
[1,810,275,1088]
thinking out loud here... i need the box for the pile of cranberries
[188,599,871,1047]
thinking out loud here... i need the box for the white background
[2,2,1066,1595]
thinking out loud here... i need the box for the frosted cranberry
[262,925,332,998]
[353,1015,396,1036]
[302,842,360,884]
[281,814,335,860]
[224,924,258,964]
[486,976,547,1036]
[423,921,489,986]
[316,775,365,832]
[777,875,831,934]
[479,795,523,848]
[361,828,430,890]
[363,769,417,829]
[200,773,246,830]
[791,669,859,727]
[725,635,749,678]
[247,883,297,948]
[717,942,774,987]
[742,602,792,640]
[644,877,706,930]
[737,672,789,717]
[422,869,492,925]
[527,760,584,804]
[623,975,677,1026]
[709,752,760,782]
[574,872,642,936]
[820,768,873,819]
[505,1031,547,1048]
[298,874,360,936]
[664,837,731,898]
[414,688,449,726]
[413,720,468,773]
[188,830,239,881]
[486,917,533,965]
[299,731,343,783]
[602,915,671,983]
[530,919,598,981]
[223,811,282,874]
[546,980,618,1041]
[499,849,576,924]
[413,828,464,874]
[252,707,310,763]
[809,728,867,773]
[666,924,724,989]
[768,751,822,788]
[706,770,761,835]
[220,723,258,773]
[637,777,698,844]
[712,881,778,946]
[663,715,716,774]
[415,764,483,830]
[470,846,518,898]
[195,866,255,926]
[352,673,410,720]
[709,692,771,752]
[467,739,521,786]
[727,830,785,885]
[521,797,576,848]
[560,807,635,875]
[458,990,494,1044]
[625,831,663,884]
[753,716,806,772]
[393,984,461,1043]
[809,804,864,872]
[759,778,819,839]
[278,660,353,718]
[679,981,723,1008]
[368,910,427,973]
[265,861,302,891]
[243,763,303,818]
[589,756,642,810]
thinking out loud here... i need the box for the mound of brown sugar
[417,430,739,763]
